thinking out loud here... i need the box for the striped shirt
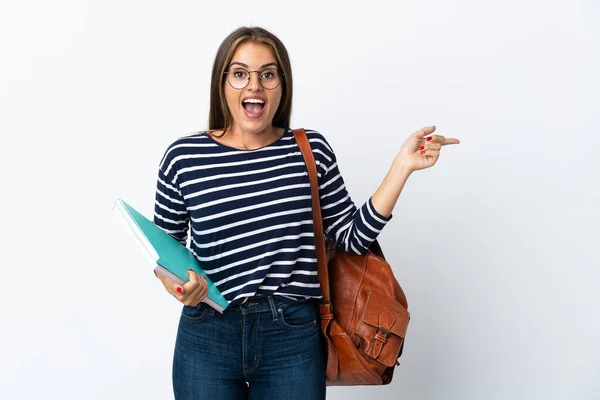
[153,128,391,305]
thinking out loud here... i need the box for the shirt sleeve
[310,131,392,255]
[153,163,190,246]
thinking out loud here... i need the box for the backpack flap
[356,290,410,367]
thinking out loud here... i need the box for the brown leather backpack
[293,128,410,386]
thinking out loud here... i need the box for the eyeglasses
[224,67,283,90]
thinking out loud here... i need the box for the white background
[1,1,598,399]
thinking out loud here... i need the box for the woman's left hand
[395,126,460,173]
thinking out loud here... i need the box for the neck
[223,126,282,150]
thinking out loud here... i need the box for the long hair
[208,27,293,133]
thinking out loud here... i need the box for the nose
[247,71,262,91]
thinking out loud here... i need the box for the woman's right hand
[155,268,209,306]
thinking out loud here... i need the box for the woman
[153,26,459,399]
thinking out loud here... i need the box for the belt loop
[267,296,278,321]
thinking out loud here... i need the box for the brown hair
[208,26,293,135]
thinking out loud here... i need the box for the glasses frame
[223,67,284,91]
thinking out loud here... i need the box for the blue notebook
[112,198,228,313]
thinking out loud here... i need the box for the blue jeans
[173,295,326,399]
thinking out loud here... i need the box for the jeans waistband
[231,295,311,319]
[238,295,278,320]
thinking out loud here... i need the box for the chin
[236,116,274,134]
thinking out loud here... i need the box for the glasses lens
[259,68,281,90]
[228,68,249,89]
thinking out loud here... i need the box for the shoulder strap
[293,128,340,381]
[292,128,331,303]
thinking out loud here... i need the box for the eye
[261,69,277,80]
[232,69,248,79]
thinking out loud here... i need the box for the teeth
[243,98,265,104]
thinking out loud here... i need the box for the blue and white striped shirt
[153,128,391,305]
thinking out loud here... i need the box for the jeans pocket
[277,301,318,330]
[181,304,208,322]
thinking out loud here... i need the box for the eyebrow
[229,62,279,69]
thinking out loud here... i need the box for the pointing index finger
[443,138,460,145]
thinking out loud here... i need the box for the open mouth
[242,98,265,117]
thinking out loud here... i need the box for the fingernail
[176,287,183,294]
[419,146,424,150]
[427,137,432,141]
[421,151,426,155]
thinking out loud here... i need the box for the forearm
[371,162,413,218]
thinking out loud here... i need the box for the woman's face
[224,41,283,135]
